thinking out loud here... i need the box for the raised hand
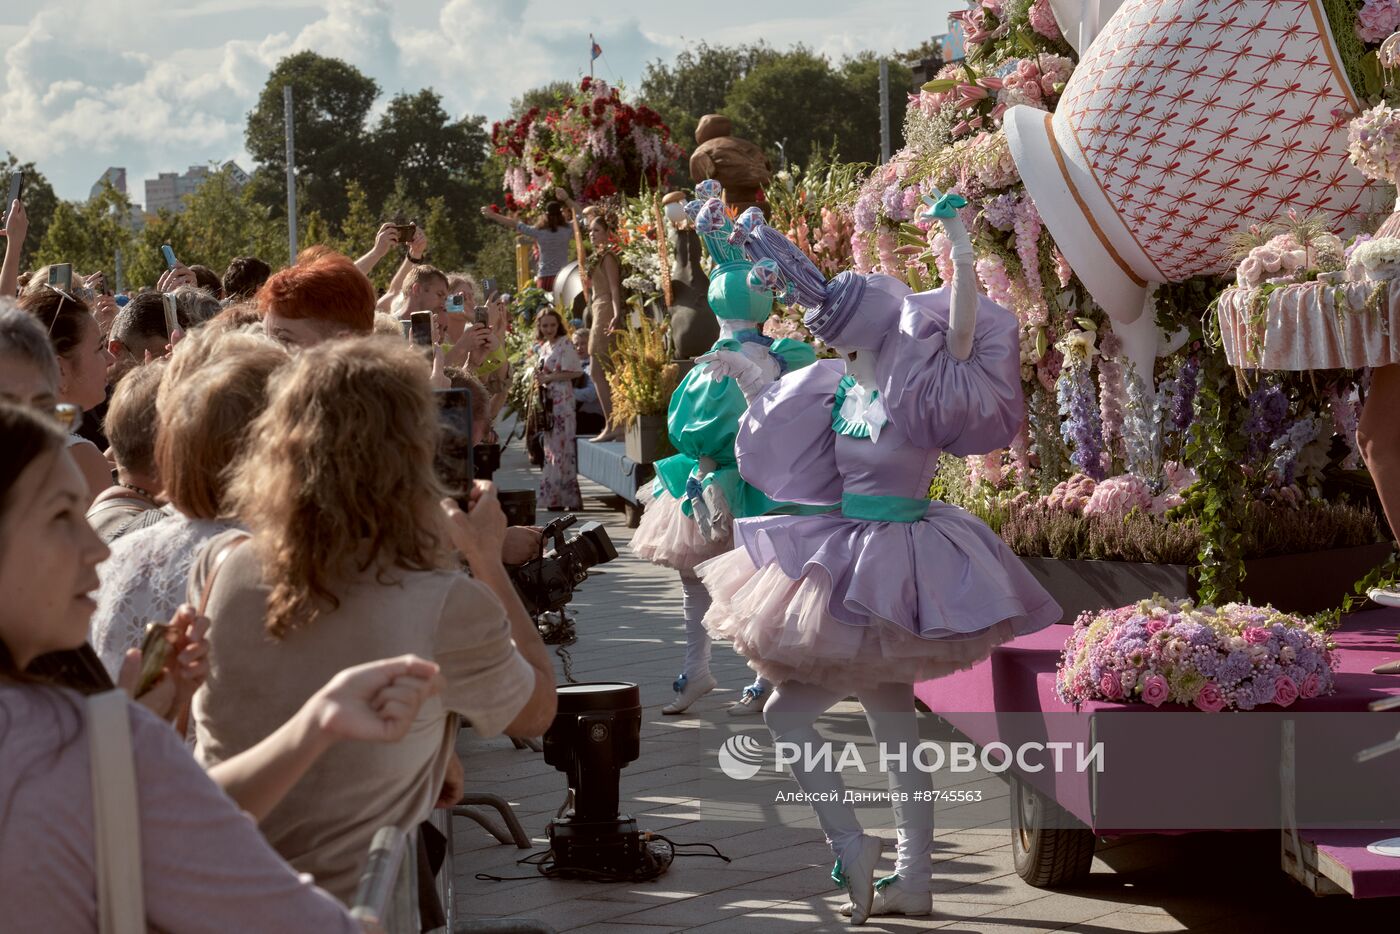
[308,655,443,744]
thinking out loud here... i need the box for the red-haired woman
[258,250,376,349]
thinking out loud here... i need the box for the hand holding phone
[2,172,21,227]
[161,244,178,269]
[136,622,174,697]
[392,223,417,246]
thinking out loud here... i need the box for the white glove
[700,483,733,543]
[940,214,978,362]
[696,349,770,405]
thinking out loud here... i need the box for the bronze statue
[689,114,771,217]
[661,191,718,360]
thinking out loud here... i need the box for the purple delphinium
[1243,384,1290,457]
[1171,355,1199,432]
[1057,359,1107,480]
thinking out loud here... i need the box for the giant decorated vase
[1008,0,1389,322]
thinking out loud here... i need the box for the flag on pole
[590,35,603,61]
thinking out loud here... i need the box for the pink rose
[1243,627,1271,645]
[1098,671,1123,699]
[1273,675,1300,707]
[1144,618,1168,635]
[1301,672,1322,698]
[1236,255,1263,287]
[1194,682,1225,712]
[1141,673,1169,707]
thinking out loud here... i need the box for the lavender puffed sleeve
[734,358,845,506]
[876,289,1024,455]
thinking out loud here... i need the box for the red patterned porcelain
[1008,0,1388,321]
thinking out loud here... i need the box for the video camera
[509,514,617,617]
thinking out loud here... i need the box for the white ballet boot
[727,680,768,717]
[662,671,717,715]
[832,834,882,925]
[839,874,933,918]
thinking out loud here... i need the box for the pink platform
[914,608,1400,897]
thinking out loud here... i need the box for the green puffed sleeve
[769,337,817,374]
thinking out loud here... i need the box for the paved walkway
[448,437,1400,933]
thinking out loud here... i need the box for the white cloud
[0,0,961,202]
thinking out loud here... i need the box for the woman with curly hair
[191,336,556,901]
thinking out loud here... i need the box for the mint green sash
[840,492,929,523]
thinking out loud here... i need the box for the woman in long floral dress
[532,309,584,510]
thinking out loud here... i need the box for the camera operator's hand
[440,482,507,568]
[502,525,544,566]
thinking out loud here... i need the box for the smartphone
[48,263,73,293]
[474,305,490,327]
[480,277,497,300]
[136,622,173,697]
[392,223,416,245]
[434,387,474,496]
[160,244,178,269]
[409,310,433,347]
[92,271,110,295]
[2,171,21,225]
[400,319,412,340]
[161,293,180,338]
[445,292,466,314]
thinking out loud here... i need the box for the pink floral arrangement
[1082,474,1152,518]
[1346,103,1400,184]
[1357,0,1400,44]
[1028,0,1063,42]
[1056,596,1337,711]
[1233,229,1343,288]
[1045,473,1097,513]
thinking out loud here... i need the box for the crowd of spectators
[0,193,556,930]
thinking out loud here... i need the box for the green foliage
[509,81,577,119]
[639,41,911,175]
[32,181,136,278]
[0,154,59,269]
[244,51,381,229]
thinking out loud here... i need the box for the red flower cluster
[492,76,684,213]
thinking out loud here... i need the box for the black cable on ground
[474,832,730,884]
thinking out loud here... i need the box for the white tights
[763,680,933,889]
[678,571,769,694]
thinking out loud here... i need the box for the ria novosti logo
[717,732,768,780]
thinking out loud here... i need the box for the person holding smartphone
[1,196,28,299]
[0,402,447,933]
[191,336,555,902]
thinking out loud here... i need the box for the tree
[0,154,60,269]
[32,181,136,279]
[245,52,380,228]
[835,54,911,163]
[639,42,779,155]
[722,48,852,169]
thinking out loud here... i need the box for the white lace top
[90,513,240,679]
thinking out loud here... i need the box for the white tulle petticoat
[630,486,732,574]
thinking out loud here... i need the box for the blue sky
[0,0,962,204]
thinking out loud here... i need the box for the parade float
[826,0,1400,618]
[870,1,1400,898]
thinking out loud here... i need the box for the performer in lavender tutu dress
[631,183,818,716]
[697,197,1060,922]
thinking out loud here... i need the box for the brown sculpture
[660,191,718,361]
[689,114,771,216]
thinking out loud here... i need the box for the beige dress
[190,530,535,902]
